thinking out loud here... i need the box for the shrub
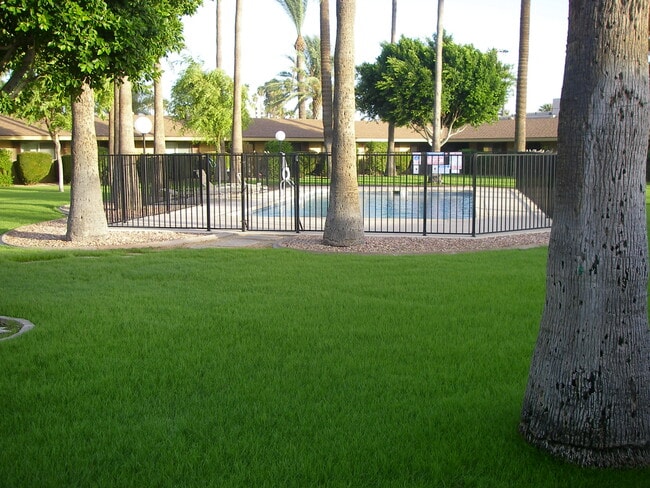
[0,149,13,186]
[45,155,73,184]
[16,152,53,185]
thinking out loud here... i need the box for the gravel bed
[1,219,204,250]
[278,231,550,254]
[2,217,551,254]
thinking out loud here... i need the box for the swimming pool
[255,188,473,220]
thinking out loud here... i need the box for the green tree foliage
[356,35,513,147]
[0,0,201,102]
[168,60,250,148]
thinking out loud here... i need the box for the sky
[162,0,569,115]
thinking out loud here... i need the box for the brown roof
[0,114,52,139]
[94,116,195,140]
[0,114,559,144]
[449,116,558,142]
[244,117,426,142]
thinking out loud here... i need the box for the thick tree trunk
[323,0,364,247]
[66,84,108,240]
[520,0,650,467]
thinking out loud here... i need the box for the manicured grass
[0,185,70,235]
[1,185,649,487]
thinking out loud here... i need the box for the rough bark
[432,0,444,151]
[154,62,166,155]
[514,0,530,152]
[118,77,142,215]
[322,0,364,247]
[231,0,243,184]
[66,84,109,240]
[320,0,333,159]
[519,0,650,467]
[385,0,397,177]
[216,0,223,69]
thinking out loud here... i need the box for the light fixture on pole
[134,115,152,154]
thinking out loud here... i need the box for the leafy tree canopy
[168,59,251,148]
[0,0,201,104]
[356,35,514,146]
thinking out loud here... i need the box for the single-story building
[0,112,559,160]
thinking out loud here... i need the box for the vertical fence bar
[204,155,211,232]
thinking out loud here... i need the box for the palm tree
[514,0,530,152]
[154,61,166,154]
[304,35,322,118]
[432,0,444,151]
[385,0,397,176]
[322,0,364,246]
[520,0,650,467]
[320,0,333,153]
[215,0,223,69]
[275,0,310,119]
[231,0,243,183]
[118,77,142,215]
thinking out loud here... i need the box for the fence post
[422,152,428,236]
[239,154,246,232]
[472,153,477,237]
[293,154,301,233]
[205,155,211,232]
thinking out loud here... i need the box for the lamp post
[134,115,152,154]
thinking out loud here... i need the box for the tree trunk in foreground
[66,84,108,241]
[519,0,650,467]
[322,0,364,247]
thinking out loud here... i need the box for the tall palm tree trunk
[319,0,333,176]
[520,0,650,467]
[323,0,364,247]
[432,0,444,151]
[231,0,244,184]
[514,0,530,152]
[154,62,166,155]
[385,0,397,176]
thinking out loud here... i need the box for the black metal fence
[101,152,555,235]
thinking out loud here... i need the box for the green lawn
[1,185,648,487]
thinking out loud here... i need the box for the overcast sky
[162,0,569,115]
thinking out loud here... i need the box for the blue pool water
[257,189,473,220]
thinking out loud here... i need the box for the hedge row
[0,152,74,186]
[0,149,12,187]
